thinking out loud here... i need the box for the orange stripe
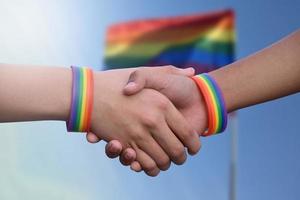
[82,68,89,131]
[107,19,234,44]
[199,79,217,135]
[86,69,94,132]
[199,76,219,133]
[107,9,234,38]
[192,77,215,136]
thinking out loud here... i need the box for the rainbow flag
[104,9,235,73]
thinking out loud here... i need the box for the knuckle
[142,114,160,128]
[131,131,145,143]
[156,97,170,111]
[127,127,144,143]
[165,65,176,72]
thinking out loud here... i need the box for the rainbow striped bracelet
[191,73,227,136]
[66,66,94,132]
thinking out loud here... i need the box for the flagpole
[229,113,238,200]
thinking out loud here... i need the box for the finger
[150,119,187,165]
[137,136,171,171]
[86,132,101,143]
[105,140,123,159]
[130,161,142,172]
[166,103,201,155]
[134,147,160,177]
[119,147,136,166]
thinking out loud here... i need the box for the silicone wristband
[66,66,94,132]
[191,73,227,136]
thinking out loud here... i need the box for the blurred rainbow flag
[104,9,235,73]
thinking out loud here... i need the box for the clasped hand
[86,66,207,176]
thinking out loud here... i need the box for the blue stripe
[149,48,234,68]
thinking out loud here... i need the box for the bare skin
[0,65,200,176]
[99,29,300,172]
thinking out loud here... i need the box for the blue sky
[0,0,299,199]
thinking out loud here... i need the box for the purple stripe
[67,66,80,131]
[205,74,228,132]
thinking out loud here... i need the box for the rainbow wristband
[66,66,94,132]
[191,73,227,136]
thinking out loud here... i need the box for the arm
[210,30,300,112]
[0,64,200,176]
[123,30,300,114]
[0,64,71,122]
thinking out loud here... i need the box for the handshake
[75,66,217,177]
[1,30,298,177]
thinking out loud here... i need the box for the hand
[88,68,200,176]
[124,66,208,171]
[124,66,207,133]
[89,66,207,172]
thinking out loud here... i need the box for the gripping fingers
[165,103,201,155]
[137,138,171,171]
[134,147,160,177]
[150,121,187,165]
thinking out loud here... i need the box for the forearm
[210,30,300,112]
[0,64,71,122]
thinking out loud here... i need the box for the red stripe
[107,9,234,37]
[192,76,215,136]
[86,69,94,132]
[82,69,89,131]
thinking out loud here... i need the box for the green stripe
[106,36,234,59]
[76,68,84,131]
[104,41,234,68]
[194,38,235,54]
[104,56,151,69]
[201,75,223,132]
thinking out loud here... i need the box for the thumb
[123,69,148,95]
[168,66,195,77]
[123,66,195,96]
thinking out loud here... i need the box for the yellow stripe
[199,76,220,133]
[105,29,234,57]
[80,68,88,131]
[205,17,236,42]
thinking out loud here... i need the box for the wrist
[209,67,236,113]
[66,66,94,132]
[192,73,228,136]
